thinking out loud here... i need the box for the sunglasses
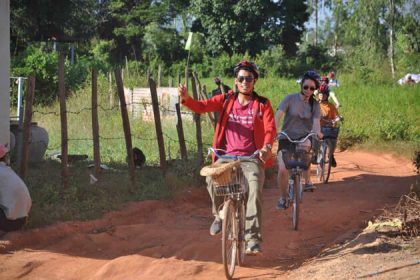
[237,76,254,83]
[302,85,316,91]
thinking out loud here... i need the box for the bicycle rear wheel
[222,199,237,279]
[236,199,246,266]
[316,143,326,182]
[323,141,333,184]
[292,174,300,230]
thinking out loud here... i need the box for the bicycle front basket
[212,168,248,196]
[281,149,311,170]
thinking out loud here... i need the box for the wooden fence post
[114,68,136,185]
[175,103,188,160]
[149,78,167,170]
[125,56,130,79]
[157,64,162,88]
[58,51,69,191]
[108,72,114,108]
[191,76,203,165]
[91,68,101,178]
[193,73,215,128]
[19,76,35,179]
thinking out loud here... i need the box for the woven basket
[200,160,241,185]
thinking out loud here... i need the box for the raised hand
[178,84,190,102]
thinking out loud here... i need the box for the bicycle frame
[207,147,260,280]
[277,131,315,230]
[316,126,339,184]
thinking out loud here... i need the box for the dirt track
[0,151,417,279]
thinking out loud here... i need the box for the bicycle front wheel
[317,143,326,182]
[292,174,300,230]
[323,141,333,184]
[222,199,238,279]
[236,199,246,266]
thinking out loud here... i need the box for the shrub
[12,44,91,104]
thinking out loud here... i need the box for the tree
[97,0,171,64]
[190,0,308,57]
[279,0,310,56]
[11,0,97,54]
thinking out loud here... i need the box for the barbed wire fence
[18,52,213,192]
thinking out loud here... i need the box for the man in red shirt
[178,61,276,255]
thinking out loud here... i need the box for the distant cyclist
[275,71,323,210]
[319,75,340,108]
[327,71,340,87]
[178,60,276,255]
[312,84,341,167]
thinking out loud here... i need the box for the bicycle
[277,131,315,230]
[200,147,260,280]
[315,116,342,184]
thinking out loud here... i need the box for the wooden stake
[91,68,101,177]
[19,76,35,179]
[114,68,136,185]
[149,78,167,170]
[58,51,69,190]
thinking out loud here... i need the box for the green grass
[21,73,419,228]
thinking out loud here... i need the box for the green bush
[11,44,91,104]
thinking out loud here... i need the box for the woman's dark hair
[300,70,320,112]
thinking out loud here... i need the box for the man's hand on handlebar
[259,146,272,163]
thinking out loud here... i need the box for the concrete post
[0,0,10,146]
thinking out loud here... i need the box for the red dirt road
[0,151,417,279]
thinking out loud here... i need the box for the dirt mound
[0,151,418,279]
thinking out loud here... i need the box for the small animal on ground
[132,147,146,167]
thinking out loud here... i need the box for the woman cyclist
[275,71,323,209]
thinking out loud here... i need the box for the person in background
[211,77,231,97]
[178,60,276,255]
[406,75,415,85]
[319,76,340,108]
[275,71,323,210]
[312,84,341,167]
[327,71,340,87]
[0,144,32,234]
[211,77,232,122]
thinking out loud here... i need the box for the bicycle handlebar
[207,147,260,160]
[277,131,316,143]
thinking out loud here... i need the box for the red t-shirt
[225,99,256,156]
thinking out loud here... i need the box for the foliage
[10,0,97,53]
[277,0,310,56]
[317,0,420,83]
[142,23,185,67]
[97,0,173,64]
[190,0,308,57]
[255,45,289,77]
[11,44,91,104]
